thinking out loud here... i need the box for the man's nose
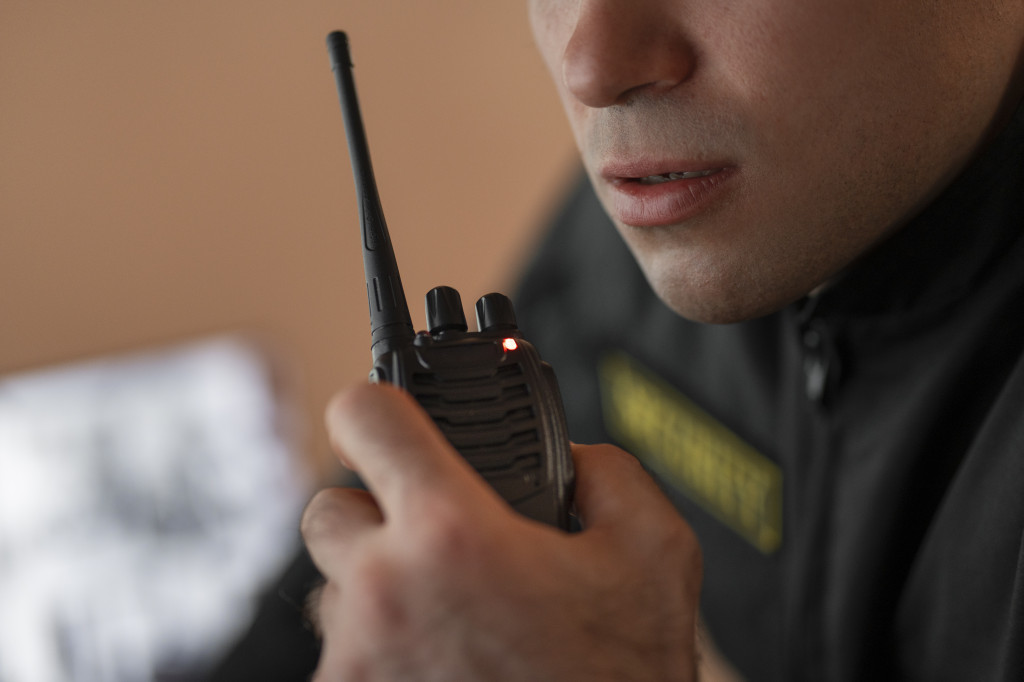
[561,0,696,108]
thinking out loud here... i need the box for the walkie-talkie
[326,31,574,530]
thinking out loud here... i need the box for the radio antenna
[327,31,414,363]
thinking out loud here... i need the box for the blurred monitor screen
[0,337,309,682]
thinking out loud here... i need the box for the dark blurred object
[204,547,322,681]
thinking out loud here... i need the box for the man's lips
[601,163,737,227]
[628,168,720,184]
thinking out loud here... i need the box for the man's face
[529,0,1024,323]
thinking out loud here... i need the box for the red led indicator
[502,338,518,352]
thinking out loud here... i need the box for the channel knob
[475,292,518,332]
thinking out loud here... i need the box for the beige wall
[1,3,578,477]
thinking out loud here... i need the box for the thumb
[325,382,496,523]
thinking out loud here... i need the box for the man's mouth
[600,164,737,227]
[634,169,720,185]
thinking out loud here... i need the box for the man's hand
[301,382,702,681]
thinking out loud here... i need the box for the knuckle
[300,489,337,541]
[299,489,331,536]
[656,518,704,588]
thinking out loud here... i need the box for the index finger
[325,382,497,521]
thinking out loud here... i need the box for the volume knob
[425,286,467,335]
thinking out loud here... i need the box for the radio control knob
[426,286,467,335]
[475,293,518,332]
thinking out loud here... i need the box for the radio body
[327,31,574,529]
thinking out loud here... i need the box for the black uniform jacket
[513,101,1024,681]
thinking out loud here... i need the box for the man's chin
[646,276,800,325]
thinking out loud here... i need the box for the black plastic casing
[370,323,574,529]
[327,30,574,529]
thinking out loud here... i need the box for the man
[301,1,1024,680]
